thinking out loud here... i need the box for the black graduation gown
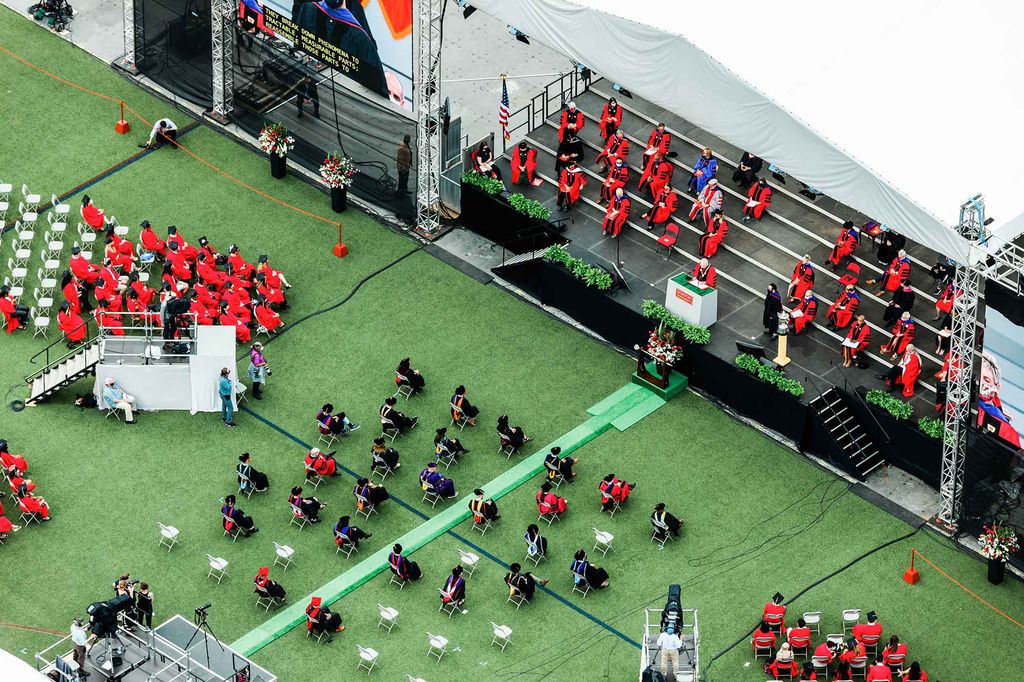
[554,138,585,174]
[731,152,763,186]
[884,287,916,324]
[763,291,783,332]
[295,1,387,96]
[876,232,906,265]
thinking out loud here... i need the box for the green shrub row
[641,300,711,345]
[735,353,805,397]
[544,244,613,291]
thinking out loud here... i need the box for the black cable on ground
[235,245,422,361]
[699,522,924,682]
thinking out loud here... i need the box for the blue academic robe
[689,156,718,193]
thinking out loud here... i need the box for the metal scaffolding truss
[415,0,444,237]
[938,196,985,525]
[210,0,235,122]
[120,0,142,72]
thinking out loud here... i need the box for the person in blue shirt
[102,377,137,424]
[219,368,236,428]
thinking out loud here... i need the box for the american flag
[499,76,511,141]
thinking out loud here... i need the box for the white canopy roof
[471,0,1024,262]
[0,648,52,682]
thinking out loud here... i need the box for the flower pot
[270,154,287,179]
[987,557,1006,585]
[330,185,348,213]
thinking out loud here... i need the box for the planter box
[849,387,942,488]
[460,183,565,254]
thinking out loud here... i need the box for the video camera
[87,594,133,638]
[661,584,682,632]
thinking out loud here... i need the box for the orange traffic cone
[115,101,130,135]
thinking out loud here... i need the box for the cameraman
[114,575,139,629]
[70,617,90,677]
[247,342,269,400]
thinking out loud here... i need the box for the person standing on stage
[219,368,237,428]
[71,618,90,676]
[396,134,412,196]
[296,75,320,119]
[763,283,783,337]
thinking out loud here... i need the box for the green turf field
[1,8,1022,682]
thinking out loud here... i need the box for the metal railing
[96,311,199,362]
[500,69,592,153]
[26,317,96,381]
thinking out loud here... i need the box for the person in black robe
[554,134,585,175]
[370,438,401,472]
[763,283,783,336]
[505,563,548,602]
[883,281,916,324]
[571,549,609,589]
[732,151,763,187]
[928,257,954,295]
[497,414,531,449]
[296,75,320,119]
[237,452,269,492]
[221,495,258,535]
[294,1,387,96]
[525,524,548,559]
[354,478,389,507]
[288,486,325,522]
[651,502,682,538]
[543,446,577,482]
[333,515,372,548]
[396,357,425,393]
[876,230,906,266]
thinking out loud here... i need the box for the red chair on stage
[838,261,860,294]
[657,224,678,258]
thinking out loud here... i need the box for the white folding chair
[113,222,129,237]
[306,615,328,644]
[222,514,242,542]
[238,471,255,498]
[427,633,448,661]
[497,432,517,459]
[336,533,359,559]
[434,445,458,471]
[43,231,63,260]
[538,508,559,526]
[388,571,408,590]
[4,276,24,300]
[316,422,338,448]
[0,202,7,221]
[30,306,49,338]
[592,528,614,556]
[842,609,862,634]
[304,462,324,489]
[803,611,822,636]
[450,403,469,431]
[158,523,180,551]
[47,212,67,238]
[355,491,377,520]
[458,549,479,578]
[14,221,34,249]
[471,514,492,536]
[376,604,399,633]
[254,586,282,613]
[371,456,395,482]
[73,240,92,262]
[356,645,379,674]
[506,588,526,610]
[207,555,229,582]
[651,518,674,548]
[525,540,546,567]
[421,488,442,508]
[21,184,40,211]
[18,202,37,226]
[380,417,400,444]
[10,241,30,271]
[273,542,295,570]
[290,504,310,530]
[40,252,59,279]
[393,372,414,399]
[752,635,775,660]
[571,570,590,598]
[490,623,513,650]
[77,222,97,247]
[50,194,70,221]
[37,268,56,298]
[406,677,427,682]
[600,490,620,517]
[0,181,11,202]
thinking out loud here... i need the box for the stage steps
[810,387,886,480]
[25,341,101,405]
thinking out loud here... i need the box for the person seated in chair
[0,440,28,474]
[866,655,893,682]
[334,515,372,549]
[544,446,577,482]
[525,523,548,559]
[839,638,866,665]
[599,474,634,511]
[505,562,548,602]
[763,592,787,630]
[787,617,812,650]
[497,414,531,450]
[370,438,400,473]
[802,661,822,680]
[316,403,358,436]
[221,494,256,535]
[7,466,34,494]
[420,462,457,498]
[102,377,137,423]
[536,481,567,516]
[451,385,479,426]
[469,488,500,525]
[388,543,422,581]
[305,596,344,638]
[651,502,682,538]
[752,620,777,651]
[253,295,284,334]
[288,486,325,523]
[0,286,29,333]
[570,549,610,589]
[897,661,927,682]
[853,611,882,646]
[0,503,19,540]
[396,357,425,393]
[354,478,389,508]
[434,427,468,460]
[882,635,907,668]
[17,480,50,521]
[80,195,113,230]
[254,566,286,602]
[380,396,418,433]
[304,447,340,478]
[237,452,269,493]
[440,565,466,608]
[769,643,799,680]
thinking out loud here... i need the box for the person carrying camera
[248,342,269,400]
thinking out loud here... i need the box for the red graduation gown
[880,257,911,292]
[600,166,630,201]
[788,262,814,300]
[254,304,283,332]
[844,321,871,354]
[510,146,538,185]
[691,263,718,288]
[558,168,586,204]
[792,297,818,334]
[881,319,916,355]
[596,135,629,168]
[140,228,166,257]
[601,196,630,236]
[599,103,622,139]
[892,351,921,398]
[828,227,859,266]
[70,255,100,285]
[638,157,673,196]
[699,216,728,258]
[0,296,21,333]
[935,284,957,314]
[649,189,678,225]
[826,291,860,329]
[58,309,87,342]
[81,203,106,230]
[645,129,671,156]
[558,109,585,142]
[63,281,82,315]
[744,183,772,219]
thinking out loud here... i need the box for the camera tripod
[183,607,224,668]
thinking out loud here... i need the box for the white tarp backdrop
[469,0,1024,263]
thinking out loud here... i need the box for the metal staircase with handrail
[25,320,101,405]
[810,386,887,480]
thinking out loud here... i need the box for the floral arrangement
[978,524,1019,562]
[258,122,294,157]
[865,389,913,420]
[544,244,612,290]
[320,153,357,188]
[735,353,805,397]
[641,299,711,345]
[646,324,683,365]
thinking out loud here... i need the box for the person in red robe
[70,247,100,285]
[933,283,958,320]
[0,441,28,474]
[305,596,344,636]
[536,481,567,515]
[598,97,622,140]
[638,152,673,197]
[842,315,871,367]
[596,130,629,172]
[742,177,772,221]
[826,221,860,270]
[867,250,912,294]
[881,636,908,669]
[698,210,727,257]
[16,478,49,520]
[852,613,882,646]
[687,178,723,228]
[644,185,679,232]
[883,345,921,398]
[880,312,916,358]
[510,141,538,186]
[0,501,18,539]
[790,291,818,335]
[599,158,630,203]
[218,303,250,343]
[787,256,815,302]
[599,474,633,510]
[0,287,28,334]
[80,195,111,230]
[601,188,630,237]
[691,258,717,288]
[197,253,228,290]
[557,161,586,213]
[762,593,787,630]
[558,102,585,142]
[254,297,284,333]
[644,123,671,159]
[305,447,339,477]
[139,220,166,259]
[866,658,893,682]
[228,245,254,280]
[57,302,87,347]
[167,243,193,281]
[826,286,860,330]
[95,299,124,336]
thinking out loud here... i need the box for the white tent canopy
[0,648,53,682]
[469,0,1024,263]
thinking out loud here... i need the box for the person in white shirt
[143,118,177,149]
[102,377,137,424]
[71,618,91,676]
[656,625,683,679]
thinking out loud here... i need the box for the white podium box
[665,272,718,327]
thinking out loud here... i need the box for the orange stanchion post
[333,222,349,258]
[115,101,131,135]
[903,548,920,585]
